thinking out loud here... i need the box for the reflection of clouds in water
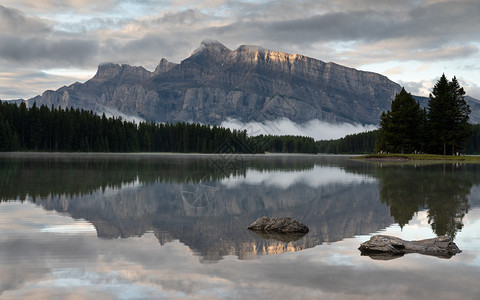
[40,223,96,234]
[456,208,480,253]
[384,210,438,241]
[2,197,480,299]
[0,201,95,236]
[221,165,376,189]
[3,228,480,299]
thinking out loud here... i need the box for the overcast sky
[1,0,479,101]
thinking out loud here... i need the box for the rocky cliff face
[26,40,406,125]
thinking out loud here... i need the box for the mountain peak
[91,63,123,82]
[90,63,152,84]
[154,58,177,75]
[190,39,231,57]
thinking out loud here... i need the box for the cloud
[399,79,436,98]
[466,86,480,100]
[220,118,377,141]
[100,106,145,124]
[0,69,96,100]
[0,0,118,13]
[0,5,50,34]
[1,1,479,101]
[0,5,99,67]
[0,35,98,65]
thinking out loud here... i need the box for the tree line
[316,130,378,154]
[317,125,480,155]
[0,101,318,154]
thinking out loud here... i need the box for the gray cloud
[1,1,479,100]
[149,9,211,26]
[215,1,480,54]
[0,0,118,13]
[0,5,51,35]
[0,35,98,65]
[0,5,98,67]
[3,1,480,66]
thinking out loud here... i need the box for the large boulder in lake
[247,217,309,234]
[359,235,462,260]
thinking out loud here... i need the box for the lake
[1,153,479,299]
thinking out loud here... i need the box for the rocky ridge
[26,40,405,125]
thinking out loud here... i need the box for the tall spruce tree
[427,74,471,155]
[377,88,423,153]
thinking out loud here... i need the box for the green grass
[355,153,480,162]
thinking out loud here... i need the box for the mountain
[25,40,480,125]
[25,40,401,125]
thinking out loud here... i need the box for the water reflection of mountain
[38,178,389,262]
[0,153,392,262]
[2,154,479,261]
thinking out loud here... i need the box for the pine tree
[377,88,423,153]
[428,74,471,155]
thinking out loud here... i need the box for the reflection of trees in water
[426,174,471,238]
[376,163,473,238]
[0,154,318,202]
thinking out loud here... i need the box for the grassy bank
[356,153,480,162]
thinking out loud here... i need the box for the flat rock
[247,216,309,234]
[359,235,462,260]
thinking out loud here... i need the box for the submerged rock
[247,217,309,234]
[359,235,462,260]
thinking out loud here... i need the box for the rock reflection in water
[248,230,308,243]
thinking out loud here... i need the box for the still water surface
[1,153,480,299]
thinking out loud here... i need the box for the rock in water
[359,235,462,260]
[247,217,309,233]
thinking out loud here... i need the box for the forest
[0,101,318,154]
[316,126,480,155]
[316,130,378,154]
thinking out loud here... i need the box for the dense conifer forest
[0,101,318,154]
[316,130,378,154]
[317,125,480,154]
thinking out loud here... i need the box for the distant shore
[356,153,480,162]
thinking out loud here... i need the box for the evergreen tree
[427,74,471,155]
[377,88,423,153]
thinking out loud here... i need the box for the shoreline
[356,153,480,162]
